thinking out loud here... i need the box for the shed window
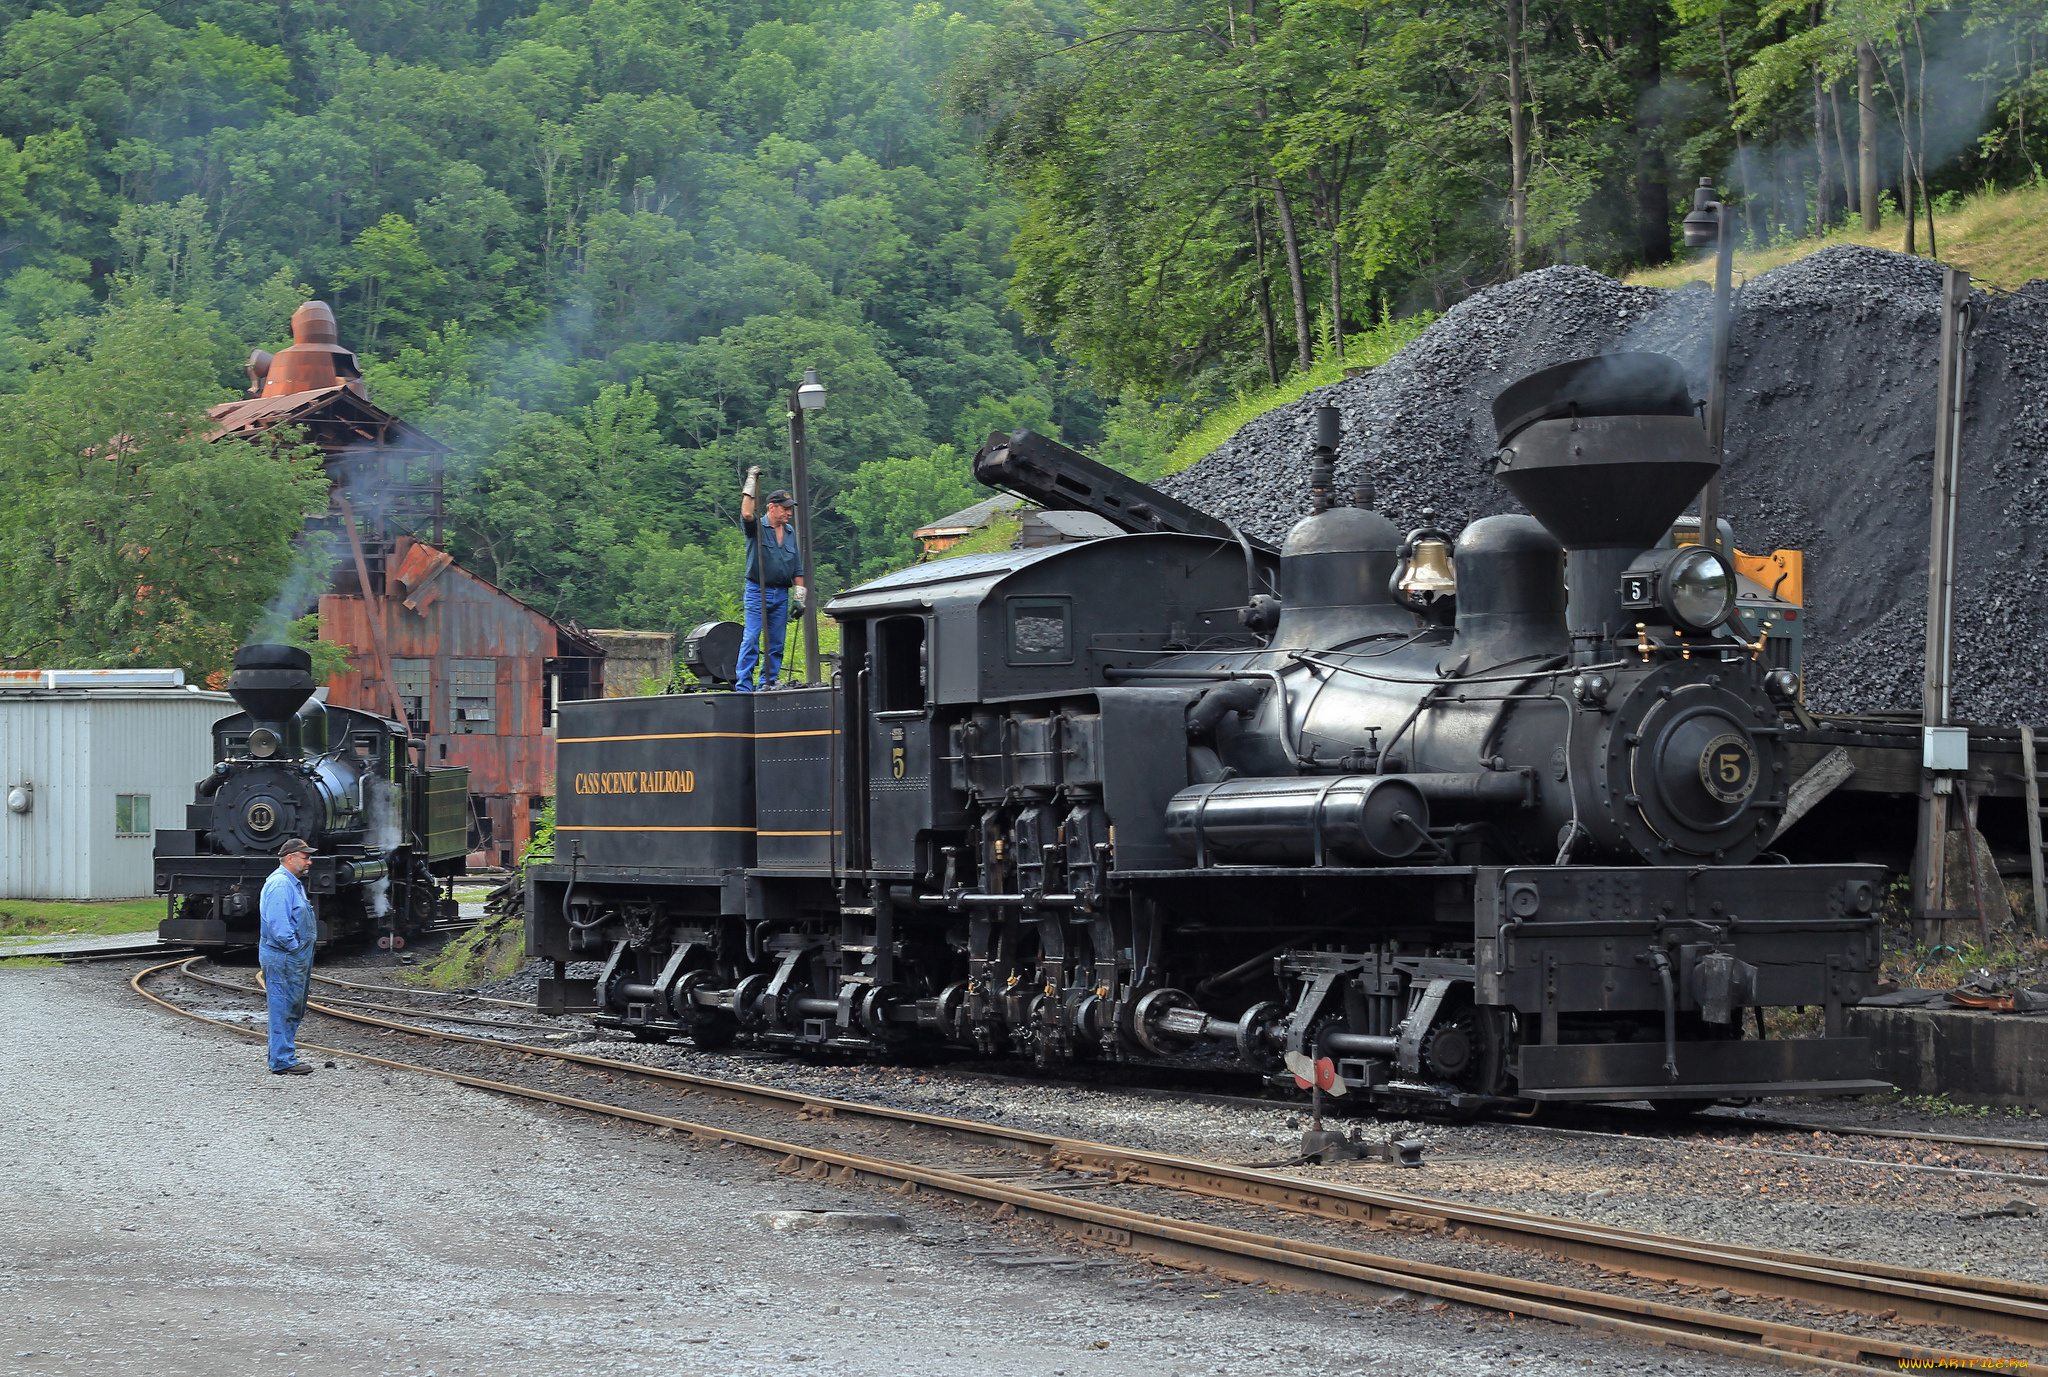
[450,659,497,735]
[115,794,151,837]
[392,657,432,735]
[1006,597,1073,665]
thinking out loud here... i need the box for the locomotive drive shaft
[528,351,1884,1118]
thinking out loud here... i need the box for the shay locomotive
[526,353,1887,1112]
[154,644,472,951]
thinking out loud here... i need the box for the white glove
[792,584,808,611]
[742,466,761,499]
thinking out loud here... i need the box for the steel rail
[159,957,2048,1349]
[1503,1120,2048,1188]
[174,962,558,1033]
[127,958,2038,1375]
[1723,1113,2048,1158]
[307,970,536,1007]
[2,939,195,962]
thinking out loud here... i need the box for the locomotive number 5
[891,747,906,779]
[1698,733,1757,805]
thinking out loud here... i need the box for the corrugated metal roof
[914,492,1024,536]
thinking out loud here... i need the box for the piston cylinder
[1165,775,1429,866]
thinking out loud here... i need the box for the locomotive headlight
[247,727,280,759]
[1663,547,1735,632]
[1622,545,1736,634]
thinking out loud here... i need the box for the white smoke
[363,773,403,919]
[248,531,339,646]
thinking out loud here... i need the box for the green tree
[838,446,987,579]
[334,213,447,348]
[0,300,327,680]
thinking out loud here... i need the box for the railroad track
[134,957,2048,1373]
[941,1059,2048,1183]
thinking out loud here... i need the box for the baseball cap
[278,838,314,857]
[766,489,797,507]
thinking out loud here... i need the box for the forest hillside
[0,0,2039,678]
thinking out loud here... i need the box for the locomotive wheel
[1419,1011,1479,1083]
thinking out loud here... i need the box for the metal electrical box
[1923,726,1969,771]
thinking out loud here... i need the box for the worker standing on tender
[737,465,807,691]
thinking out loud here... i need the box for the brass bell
[1401,537,1457,597]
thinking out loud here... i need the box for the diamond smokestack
[1489,353,1713,643]
[228,643,317,725]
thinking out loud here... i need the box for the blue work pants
[737,582,791,692]
[259,944,313,1071]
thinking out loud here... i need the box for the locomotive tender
[154,644,471,950]
[528,354,1887,1112]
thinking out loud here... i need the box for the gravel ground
[4,962,1792,1377]
[329,952,2048,1291]
[1157,247,2048,724]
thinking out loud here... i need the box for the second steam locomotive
[154,644,471,950]
[526,353,1885,1112]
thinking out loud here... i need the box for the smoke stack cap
[1491,352,1694,446]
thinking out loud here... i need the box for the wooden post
[2023,723,2047,937]
[1911,268,1972,940]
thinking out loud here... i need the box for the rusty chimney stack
[261,301,366,398]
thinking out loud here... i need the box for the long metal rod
[334,494,411,728]
[1913,268,1974,931]
[787,393,822,685]
[1699,201,1735,558]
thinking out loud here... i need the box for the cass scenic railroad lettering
[574,771,696,795]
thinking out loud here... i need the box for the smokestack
[228,644,317,727]
[1488,353,1712,648]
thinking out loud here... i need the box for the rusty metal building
[319,540,603,867]
[212,302,604,866]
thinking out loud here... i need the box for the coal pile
[1157,247,2048,724]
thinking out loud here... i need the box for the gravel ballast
[8,961,1783,1377]
[1157,246,2048,723]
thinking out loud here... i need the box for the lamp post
[1681,177,1735,559]
[788,367,825,685]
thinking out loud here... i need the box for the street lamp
[787,368,824,685]
[1681,177,1735,560]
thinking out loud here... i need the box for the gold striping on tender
[557,730,833,743]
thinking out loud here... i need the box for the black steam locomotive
[154,644,472,950]
[526,354,1886,1113]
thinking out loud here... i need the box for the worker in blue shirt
[259,838,319,1075]
[736,465,808,691]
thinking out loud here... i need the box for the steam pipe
[1323,1030,1400,1058]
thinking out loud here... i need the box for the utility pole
[1911,268,1974,947]
[1858,43,1880,231]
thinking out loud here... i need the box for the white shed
[0,674,236,900]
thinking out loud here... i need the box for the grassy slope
[1627,184,2048,292]
[1159,313,1435,477]
[0,898,162,939]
